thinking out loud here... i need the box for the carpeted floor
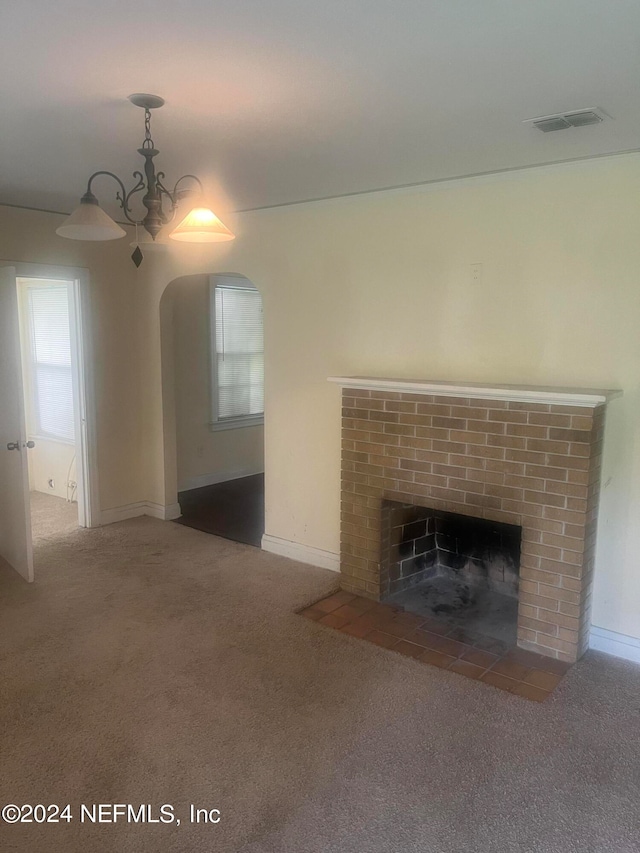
[1,500,639,852]
[29,491,79,542]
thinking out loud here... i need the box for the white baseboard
[100,502,147,525]
[261,534,340,572]
[145,501,182,521]
[589,626,640,664]
[100,501,182,525]
[178,467,264,493]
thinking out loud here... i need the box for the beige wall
[144,154,640,642]
[163,274,264,492]
[27,438,76,501]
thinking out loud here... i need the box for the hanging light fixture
[56,94,235,266]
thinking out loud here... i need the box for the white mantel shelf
[328,377,622,408]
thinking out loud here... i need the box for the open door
[0,266,34,582]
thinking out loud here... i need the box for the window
[24,282,75,443]
[210,276,264,430]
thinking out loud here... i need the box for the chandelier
[56,94,235,266]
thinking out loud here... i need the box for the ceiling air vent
[534,116,572,133]
[523,108,607,133]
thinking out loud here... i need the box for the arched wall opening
[159,271,265,544]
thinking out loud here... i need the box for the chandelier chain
[142,107,154,150]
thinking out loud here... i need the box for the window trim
[208,274,264,432]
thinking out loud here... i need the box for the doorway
[160,272,265,547]
[16,275,90,546]
[0,261,98,584]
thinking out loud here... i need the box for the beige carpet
[29,491,79,543]
[0,506,639,852]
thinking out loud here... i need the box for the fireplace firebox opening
[381,500,522,645]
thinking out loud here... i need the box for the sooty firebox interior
[381,501,522,645]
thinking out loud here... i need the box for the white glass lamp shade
[169,207,235,243]
[56,199,126,241]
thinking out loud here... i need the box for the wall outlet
[48,478,55,489]
[196,444,204,459]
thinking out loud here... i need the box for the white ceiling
[1,0,640,218]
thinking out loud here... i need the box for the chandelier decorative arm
[154,171,173,219]
[155,173,204,225]
[122,171,146,219]
[84,170,139,224]
[171,174,204,196]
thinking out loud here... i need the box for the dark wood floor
[174,474,265,547]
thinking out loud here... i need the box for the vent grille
[564,110,603,128]
[534,117,571,133]
[524,108,607,133]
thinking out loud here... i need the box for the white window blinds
[27,284,75,442]
[213,283,264,422]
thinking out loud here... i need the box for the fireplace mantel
[328,376,622,408]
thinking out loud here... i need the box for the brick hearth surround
[330,378,621,663]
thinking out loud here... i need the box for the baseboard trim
[178,468,264,493]
[100,502,146,525]
[100,501,182,525]
[145,501,182,521]
[261,534,340,572]
[589,626,640,664]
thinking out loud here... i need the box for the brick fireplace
[330,377,621,663]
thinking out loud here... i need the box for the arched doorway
[160,272,264,546]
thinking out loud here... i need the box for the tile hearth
[301,590,571,701]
